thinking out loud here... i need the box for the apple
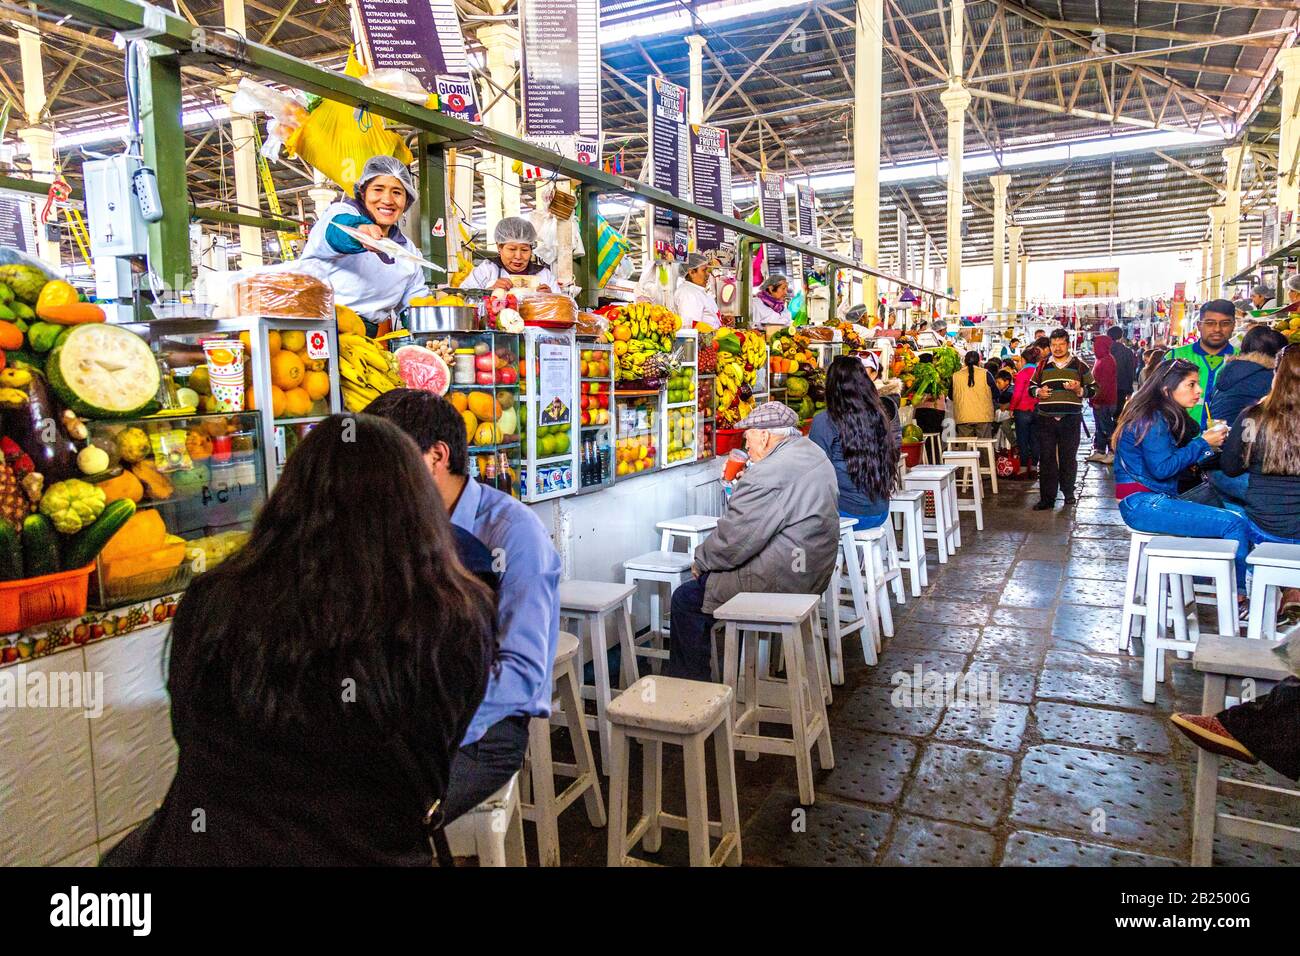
[477,370,496,385]
[498,367,517,385]
[91,624,104,640]
[581,410,591,426]
[1,645,16,663]
[475,353,496,372]
[73,624,90,645]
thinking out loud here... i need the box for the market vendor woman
[752,272,791,333]
[299,155,431,335]
[674,251,721,331]
[459,217,557,293]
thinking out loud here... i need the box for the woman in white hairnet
[298,155,430,334]
[752,272,791,333]
[458,216,557,292]
[673,251,721,331]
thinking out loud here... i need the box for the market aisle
[554,447,1300,867]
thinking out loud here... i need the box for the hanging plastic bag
[595,215,629,289]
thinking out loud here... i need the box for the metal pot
[403,305,478,333]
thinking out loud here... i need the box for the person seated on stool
[368,389,562,822]
[666,402,840,682]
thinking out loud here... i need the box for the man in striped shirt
[1029,328,1097,511]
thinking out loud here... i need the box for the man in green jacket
[1166,300,1236,427]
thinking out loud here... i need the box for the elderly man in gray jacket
[666,402,841,681]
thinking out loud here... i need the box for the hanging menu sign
[795,183,818,277]
[0,198,34,253]
[647,77,690,257]
[354,0,480,122]
[758,173,789,276]
[519,0,600,143]
[690,124,732,252]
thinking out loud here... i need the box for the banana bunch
[740,330,767,370]
[339,333,402,413]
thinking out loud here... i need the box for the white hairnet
[684,251,715,271]
[762,272,790,292]
[354,155,416,205]
[494,216,537,246]
[1285,274,1300,295]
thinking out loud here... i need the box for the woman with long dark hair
[108,415,496,865]
[951,349,996,438]
[809,355,899,530]
[1113,359,1249,594]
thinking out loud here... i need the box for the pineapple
[0,458,29,531]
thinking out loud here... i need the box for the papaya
[94,469,144,504]
[35,303,106,326]
[64,499,136,570]
[130,461,174,500]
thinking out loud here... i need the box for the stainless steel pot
[403,305,479,333]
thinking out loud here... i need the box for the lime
[554,432,570,455]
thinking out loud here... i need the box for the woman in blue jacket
[1112,358,1248,592]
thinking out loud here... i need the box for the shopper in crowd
[1010,345,1041,479]
[1112,359,1248,593]
[994,368,1017,449]
[1251,284,1278,313]
[860,351,903,446]
[1086,333,1118,465]
[752,272,791,332]
[1107,325,1137,415]
[367,389,562,822]
[1138,347,1168,387]
[1029,329,1096,509]
[984,356,1004,377]
[103,415,496,865]
[810,356,899,532]
[1210,325,1287,427]
[673,251,721,331]
[952,349,997,439]
[459,216,558,293]
[1283,274,1300,314]
[668,402,839,682]
[298,155,430,336]
[1165,299,1236,428]
[1001,336,1021,360]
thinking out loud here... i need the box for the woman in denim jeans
[1010,346,1041,478]
[1112,359,1249,596]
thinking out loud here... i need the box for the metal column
[137,42,191,291]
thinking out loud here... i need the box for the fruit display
[614,393,658,476]
[664,406,696,464]
[903,344,961,405]
[890,340,920,390]
[837,321,869,351]
[1269,311,1300,344]
[769,329,817,375]
[596,302,683,384]
[714,328,766,428]
[579,379,610,428]
[666,367,695,406]
[47,324,161,419]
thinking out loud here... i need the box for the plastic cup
[202,339,246,412]
[723,448,749,482]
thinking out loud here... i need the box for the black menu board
[0,198,34,253]
[796,183,818,276]
[354,0,479,122]
[648,78,690,257]
[758,172,789,276]
[690,124,732,253]
[519,0,600,141]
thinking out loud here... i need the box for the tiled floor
[553,453,1300,867]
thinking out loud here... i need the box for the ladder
[63,206,93,269]
[251,124,296,261]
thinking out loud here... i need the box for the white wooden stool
[656,514,718,557]
[1141,537,1239,704]
[823,518,874,683]
[942,449,985,532]
[1246,543,1300,641]
[606,676,741,867]
[1190,636,1299,866]
[921,432,944,465]
[855,524,904,642]
[714,592,835,805]
[903,466,960,563]
[443,773,526,866]
[890,489,928,597]
[623,550,695,669]
[559,580,640,772]
[1119,530,1157,653]
[946,435,1000,494]
[522,631,606,866]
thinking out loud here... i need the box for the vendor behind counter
[458,217,557,293]
[752,272,792,334]
[673,252,721,331]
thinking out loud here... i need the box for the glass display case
[84,411,268,608]
[663,330,697,467]
[577,341,614,493]
[433,329,523,499]
[696,372,716,461]
[137,316,340,489]
[519,327,578,502]
[614,392,660,478]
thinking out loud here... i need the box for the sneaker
[1062,494,1076,507]
[1032,500,1055,511]
[1169,713,1258,764]
[1086,452,1107,463]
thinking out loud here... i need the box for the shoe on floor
[1101,452,1115,464]
[1062,495,1076,507]
[1086,452,1108,463]
[1169,713,1258,764]
[1032,500,1055,511]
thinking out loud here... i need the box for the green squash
[46,324,161,420]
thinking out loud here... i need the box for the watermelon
[394,345,451,396]
[46,324,161,419]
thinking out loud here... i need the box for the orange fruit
[266,330,281,354]
[279,330,306,353]
[271,385,286,417]
[467,391,497,421]
[271,350,305,389]
[303,370,330,400]
[448,392,468,413]
[283,387,312,417]
[461,409,478,442]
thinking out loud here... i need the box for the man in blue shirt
[367,389,562,821]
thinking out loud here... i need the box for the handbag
[996,448,1020,478]
[1178,476,1224,508]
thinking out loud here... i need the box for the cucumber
[0,519,21,580]
[62,499,136,570]
[21,514,60,577]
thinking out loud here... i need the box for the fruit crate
[439,330,523,500]
[139,317,340,491]
[662,330,698,468]
[518,327,579,502]
[577,342,615,493]
[613,391,660,479]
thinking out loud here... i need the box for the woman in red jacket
[1010,345,1041,478]
[1087,334,1119,464]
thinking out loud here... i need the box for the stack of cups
[202,339,246,412]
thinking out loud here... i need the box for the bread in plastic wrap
[519,293,577,327]
[213,260,336,319]
[576,311,608,338]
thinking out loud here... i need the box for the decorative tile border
[0,594,182,668]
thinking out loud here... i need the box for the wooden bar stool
[1189,636,1298,866]
[903,466,959,563]
[1119,530,1156,654]
[714,592,835,805]
[941,448,985,532]
[946,435,1000,494]
[1245,543,1300,642]
[606,676,741,867]
[442,773,527,867]
[921,431,944,465]
[655,515,718,557]
[623,550,695,670]
[521,631,606,867]
[558,580,640,772]
[823,518,874,684]
[890,489,928,597]
[855,524,904,643]
[1141,537,1239,704]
